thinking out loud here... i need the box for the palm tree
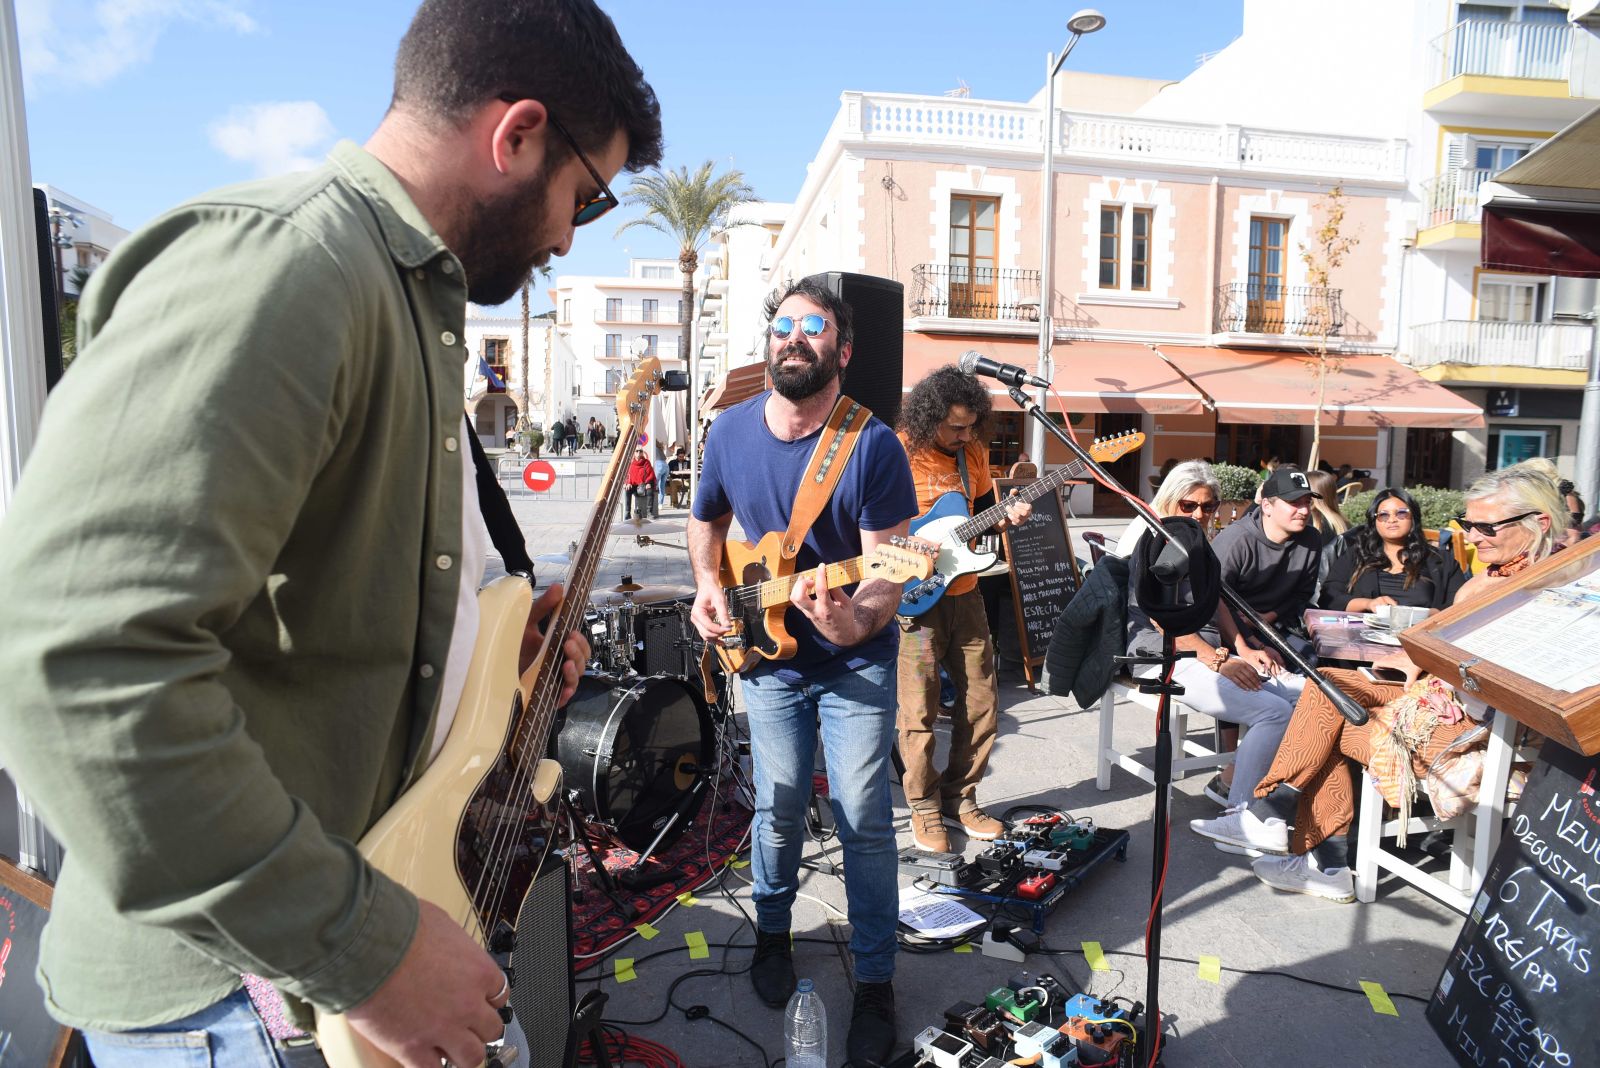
[615,161,756,391]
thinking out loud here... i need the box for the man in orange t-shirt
[895,366,1030,852]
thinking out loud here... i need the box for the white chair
[1353,710,1524,913]
[1096,674,1246,791]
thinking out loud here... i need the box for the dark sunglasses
[1455,511,1537,537]
[497,97,618,226]
[769,313,830,339]
[1175,499,1219,516]
[1373,508,1411,522]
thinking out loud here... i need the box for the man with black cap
[1185,463,1322,856]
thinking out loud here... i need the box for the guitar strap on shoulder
[466,416,536,579]
[780,395,867,560]
[956,446,972,500]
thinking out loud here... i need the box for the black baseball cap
[1262,465,1320,502]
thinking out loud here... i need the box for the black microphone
[957,350,1052,390]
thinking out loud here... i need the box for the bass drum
[552,674,713,853]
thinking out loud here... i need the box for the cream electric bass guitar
[315,360,663,1068]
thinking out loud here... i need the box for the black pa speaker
[802,271,903,429]
[32,189,65,390]
[508,857,574,1068]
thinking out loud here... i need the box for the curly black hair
[898,365,993,452]
[1348,487,1430,591]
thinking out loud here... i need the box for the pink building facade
[761,90,1480,512]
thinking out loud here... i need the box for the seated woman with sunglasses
[1208,461,1570,902]
[1117,461,1306,814]
[1320,488,1464,613]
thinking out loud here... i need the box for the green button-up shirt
[0,141,472,1029]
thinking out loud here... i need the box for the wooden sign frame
[1401,533,1600,755]
[0,857,75,1068]
[996,477,1083,690]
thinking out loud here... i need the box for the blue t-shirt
[693,392,917,676]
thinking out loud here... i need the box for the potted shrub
[525,426,545,458]
[1210,462,1261,530]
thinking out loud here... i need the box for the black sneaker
[1203,774,1231,807]
[749,929,795,1008]
[847,980,896,1066]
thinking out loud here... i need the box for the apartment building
[33,184,129,298]
[761,0,1485,514]
[1396,0,1600,486]
[696,201,791,390]
[551,258,689,446]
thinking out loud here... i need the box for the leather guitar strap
[781,396,867,560]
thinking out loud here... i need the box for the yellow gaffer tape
[1083,942,1110,972]
[676,892,698,907]
[953,943,974,954]
[1361,981,1399,1017]
[685,931,710,959]
[1197,955,1221,983]
[615,958,637,983]
[634,922,660,940]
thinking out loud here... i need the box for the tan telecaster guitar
[713,535,936,675]
[314,360,663,1068]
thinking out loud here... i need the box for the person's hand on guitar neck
[344,899,511,1068]
[518,582,590,705]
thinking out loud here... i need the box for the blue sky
[19,0,1242,313]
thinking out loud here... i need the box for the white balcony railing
[1421,167,1492,227]
[844,91,1408,182]
[595,343,681,361]
[1430,19,1571,85]
[595,303,685,324]
[1405,320,1592,371]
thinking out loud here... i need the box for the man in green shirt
[0,2,661,1066]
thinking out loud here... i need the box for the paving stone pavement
[488,451,1461,1068]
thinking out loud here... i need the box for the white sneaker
[1252,854,1355,903]
[1212,840,1264,858]
[1189,805,1289,855]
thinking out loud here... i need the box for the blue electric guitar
[897,432,1144,617]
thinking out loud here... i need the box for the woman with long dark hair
[1319,488,1463,613]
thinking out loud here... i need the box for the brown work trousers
[896,590,999,811]
[1255,668,1474,853]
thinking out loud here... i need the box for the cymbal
[590,583,696,606]
[533,551,610,566]
[609,519,686,537]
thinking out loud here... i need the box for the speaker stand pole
[565,989,613,1068]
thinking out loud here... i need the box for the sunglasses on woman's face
[1455,511,1537,537]
[769,313,830,339]
[1176,499,1219,515]
[1374,508,1411,522]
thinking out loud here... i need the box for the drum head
[552,675,712,853]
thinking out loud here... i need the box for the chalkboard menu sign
[1427,741,1599,1067]
[0,858,74,1067]
[998,478,1082,688]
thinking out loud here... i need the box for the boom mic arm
[1008,386,1368,726]
[958,350,1052,390]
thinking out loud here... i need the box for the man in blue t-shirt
[689,278,917,1067]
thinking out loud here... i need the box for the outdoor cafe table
[1302,609,1402,666]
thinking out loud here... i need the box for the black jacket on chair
[1045,555,1130,709]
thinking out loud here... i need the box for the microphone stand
[1006,383,1367,1066]
[1005,385,1368,726]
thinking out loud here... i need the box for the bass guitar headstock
[615,357,665,435]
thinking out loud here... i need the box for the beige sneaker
[943,802,1005,840]
[909,807,950,853]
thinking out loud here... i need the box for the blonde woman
[1306,470,1348,544]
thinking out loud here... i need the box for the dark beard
[455,172,552,305]
[768,340,840,402]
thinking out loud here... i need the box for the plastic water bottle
[785,978,827,1068]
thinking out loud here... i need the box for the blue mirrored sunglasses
[769,313,829,338]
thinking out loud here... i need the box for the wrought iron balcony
[909,264,1041,322]
[1213,282,1344,337]
[1404,320,1592,371]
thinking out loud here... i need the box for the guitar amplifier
[508,858,573,1068]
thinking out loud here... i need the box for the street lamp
[1031,8,1106,466]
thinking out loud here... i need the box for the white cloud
[207,101,337,177]
[19,0,257,90]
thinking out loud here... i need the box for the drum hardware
[616,773,711,891]
[555,790,636,920]
[631,534,688,552]
[608,519,686,538]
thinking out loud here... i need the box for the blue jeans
[82,990,295,1067]
[741,657,898,983]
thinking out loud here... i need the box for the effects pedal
[975,842,1021,877]
[1016,871,1057,900]
[897,847,970,887]
[912,1026,972,1068]
[1050,822,1096,852]
[1022,848,1069,871]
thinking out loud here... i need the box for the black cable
[1038,943,1431,1005]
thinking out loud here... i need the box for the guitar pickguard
[734,558,780,655]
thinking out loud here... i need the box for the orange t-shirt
[898,434,994,598]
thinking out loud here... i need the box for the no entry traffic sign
[522,459,557,492]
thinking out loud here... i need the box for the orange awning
[904,335,1209,415]
[1156,347,1485,429]
[702,361,768,411]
